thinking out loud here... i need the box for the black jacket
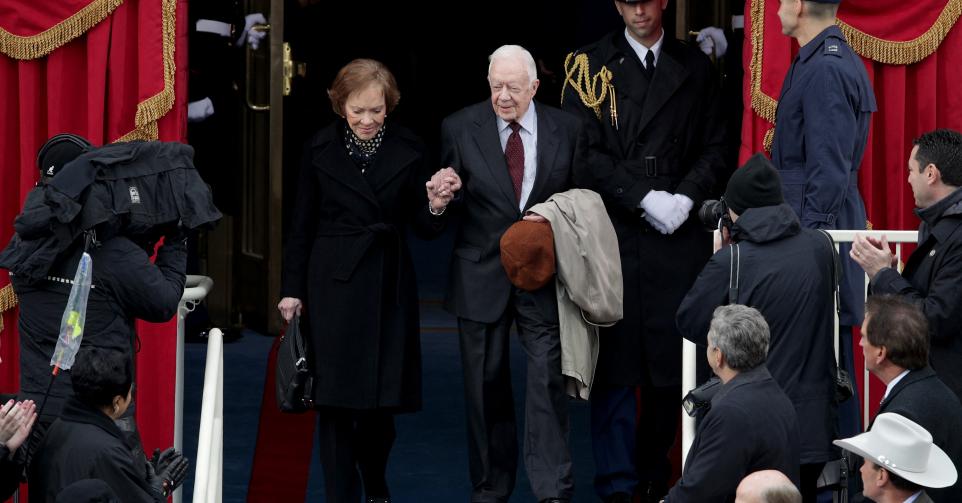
[871,188,962,401]
[677,204,837,464]
[439,100,582,324]
[665,366,800,502]
[28,398,162,503]
[12,237,186,419]
[875,367,962,503]
[280,122,443,411]
[562,31,727,387]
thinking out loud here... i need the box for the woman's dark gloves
[147,447,189,496]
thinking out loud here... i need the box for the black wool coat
[28,398,162,503]
[677,204,837,464]
[280,122,443,411]
[562,31,727,387]
[875,367,962,503]
[665,366,800,502]
[871,188,962,402]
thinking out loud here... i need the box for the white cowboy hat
[834,412,958,488]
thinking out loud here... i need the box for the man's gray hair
[488,45,538,85]
[707,305,770,371]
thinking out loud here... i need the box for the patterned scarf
[343,123,386,170]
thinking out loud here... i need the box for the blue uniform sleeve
[800,63,859,229]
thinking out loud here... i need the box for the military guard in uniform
[771,0,877,479]
[561,1,727,501]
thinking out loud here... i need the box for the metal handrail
[176,275,214,503]
[193,327,224,503]
[680,229,919,467]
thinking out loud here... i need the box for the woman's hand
[277,297,303,322]
[0,399,37,453]
[425,167,462,213]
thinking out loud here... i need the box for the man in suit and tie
[561,1,727,501]
[860,295,962,502]
[436,44,584,503]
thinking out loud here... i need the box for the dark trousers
[591,384,679,501]
[458,287,572,502]
[316,409,396,503]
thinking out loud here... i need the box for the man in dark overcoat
[561,1,726,500]
[859,295,962,503]
[438,44,584,503]
[665,305,799,503]
[677,155,837,500]
[852,129,962,403]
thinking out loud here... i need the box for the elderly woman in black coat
[277,59,459,503]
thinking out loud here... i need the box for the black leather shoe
[603,493,632,503]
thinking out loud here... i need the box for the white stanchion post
[681,338,697,469]
[193,328,224,503]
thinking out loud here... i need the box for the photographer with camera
[664,305,799,502]
[29,347,188,502]
[677,154,837,502]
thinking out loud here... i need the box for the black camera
[682,377,722,418]
[698,198,733,231]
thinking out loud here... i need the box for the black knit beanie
[724,153,784,215]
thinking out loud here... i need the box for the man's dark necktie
[505,122,524,203]
[643,50,656,81]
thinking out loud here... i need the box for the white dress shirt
[497,102,538,211]
[624,28,665,69]
[883,369,911,402]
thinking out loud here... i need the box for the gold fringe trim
[0,283,17,331]
[839,0,962,65]
[749,0,779,125]
[111,0,175,143]
[763,128,775,152]
[0,0,124,60]
[562,52,619,129]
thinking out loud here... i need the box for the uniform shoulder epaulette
[823,38,843,57]
[561,50,619,129]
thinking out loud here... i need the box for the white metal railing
[176,275,214,503]
[193,327,224,503]
[680,229,919,467]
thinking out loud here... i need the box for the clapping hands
[0,399,37,455]
[426,167,462,214]
[641,191,693,234]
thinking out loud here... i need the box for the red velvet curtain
[0,0,187,459]
[741,0,962,415]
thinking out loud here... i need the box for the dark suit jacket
[562,31,727,386]
[665,366,800,503]
[440,100,583,323]
[875,367,962,503]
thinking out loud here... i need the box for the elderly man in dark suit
[561,1,726,500]
[436,44,584,503]
[664,305,799,503]
[859,295,962,502]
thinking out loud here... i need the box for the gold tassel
[0,284,18,333]
[0,0,125,60]
[763,128,775,152]
[562,52,619,128]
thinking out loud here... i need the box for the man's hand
[0,399,37,453]
[641,191,692,234]
[712,226,731,253]
[425,167,462,214]
[851,234,896,280]
[277,297,302,322]
[522,212,547,223]
[236,13,268,50]
[151,447,189,496]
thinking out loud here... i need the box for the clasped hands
[0,398,37,456]
[425,167,462,213]
[641,190,693,235]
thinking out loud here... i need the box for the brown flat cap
[500,220,556,291]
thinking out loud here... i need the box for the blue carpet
[181,320,597,501]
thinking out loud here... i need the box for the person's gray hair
[488,45,538,85]
[707,305,770,371]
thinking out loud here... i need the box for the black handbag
[275,315,314,413]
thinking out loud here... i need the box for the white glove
[236,13,268,50]
[661,194,693,234]
[697,27,728,57]
[641,190,685,234]
[644,212,671,234]
[187,97,214,123]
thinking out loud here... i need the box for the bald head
[736,470,801,503]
